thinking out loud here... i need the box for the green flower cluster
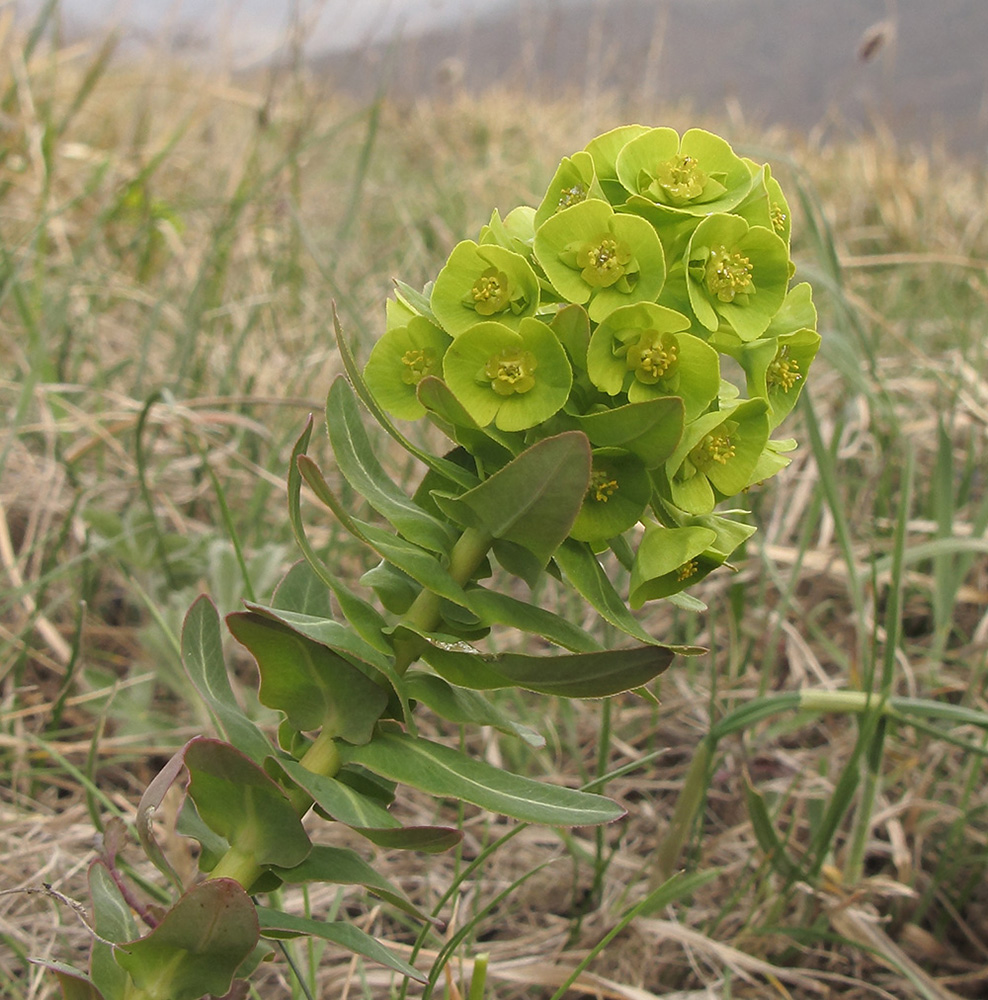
[364,125,820,605]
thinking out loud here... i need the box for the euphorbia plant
[39,124,819,1000]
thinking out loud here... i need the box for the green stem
[393,526,494,675]
[208,844,264,890]
[208,730,343,891]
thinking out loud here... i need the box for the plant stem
[393,525,494,675]
[208,844,263,889]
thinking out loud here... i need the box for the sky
[17,0,515,65]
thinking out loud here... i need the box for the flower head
[615,127,753,218]
[363,315,452,420]
[431,240,540,336]
[442,317,572,432]
[659,398,770,514]
[534,199,665,323]
[684,213,790,340]
[569,448,651,543]
[586,302,719,416]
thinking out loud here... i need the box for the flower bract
[739,328,820,428]
[684,214,790,340]
[431,240,540,336]
[569,448,652,543]
[442,317,572,432]
[534,199,665,322]
[615,127,753,219]
[628,522,719,606]
[363,316,453,420]
[534,150,608,229]
[659,398,770,514]
[586,302,719,417]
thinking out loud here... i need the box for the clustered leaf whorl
[364,125,821,605]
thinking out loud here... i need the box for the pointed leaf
[181,596,272,764]
[256,907,426,983]
[227,611,387,743]
[137,743,190,889]
[30,962,105,1000]
[287,417,392,654]
[422,643,673,698]
[405,673,544,746]
[88,862,136,1000]
[350,824,462,853]
[433,432,591,566]
[184,737,311,869]
[272,560,334,618]
[115,880,259,1000]
[326,377,457,553]
[244,602,406,708]
[272,845,434,924]
[339,731,624,826]
[464,587,601,652]
[298,455,473,608]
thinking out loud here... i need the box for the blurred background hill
[22,0,988,159]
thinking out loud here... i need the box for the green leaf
[422,642,673,699]
[415,375,519,469]
[326,377,456,553]
[433,432,591,566]
[287,417,392,654]
[227,611,388,742]
[405,673,545,746]
[88,862,136,1000]
[272,756,399,829]
[244,602,402,695]
[339,731,624,826]
[115,880,259,1000]
[272,560,334,618]
[298,455,473,609]
[256,907,427,983]
[465,586,601,652]
[393,278,439,323]
[553,539,663,646]
[272,845,434,924]
[274,758,459,851]
[136,744,191,889]
[352,824,462,853]
[30,962,105,1000]
[575,396,685,468]
[180,596,273,765]
[184,737,311,869]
